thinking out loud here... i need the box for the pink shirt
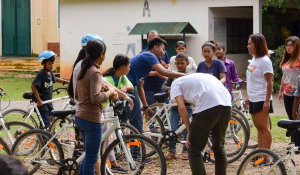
[282,59,300,96]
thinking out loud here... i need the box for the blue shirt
[141,47,170,92]
[127,52,160,86]
[196,59,227,80]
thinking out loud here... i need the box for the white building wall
[60,0,259,79]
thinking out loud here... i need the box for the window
[226,18,253,53]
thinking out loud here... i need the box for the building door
[2,0,31,56]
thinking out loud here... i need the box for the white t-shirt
[170,73,231,114]
[170,56,197,73]
[246,56,274,102]
[72,60,106,110]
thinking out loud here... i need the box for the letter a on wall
[143,0,150,17]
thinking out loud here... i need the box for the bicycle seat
[277,119,300,130]
[51,110,76,119]
[154,92,169,103]
[23,92,34,100]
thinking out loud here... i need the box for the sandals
[165,152,176,160]
[182,153,189,160]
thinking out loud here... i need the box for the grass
[0,72,68,101]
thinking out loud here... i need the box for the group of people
[2,30,299,175]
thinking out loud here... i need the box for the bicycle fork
[0,116,14,145]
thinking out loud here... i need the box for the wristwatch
[63,80,66,86]
[143,106,149,110]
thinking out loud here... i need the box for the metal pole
[183,33,186,42]
[141,35,144,50]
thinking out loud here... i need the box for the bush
[271,45,285,86]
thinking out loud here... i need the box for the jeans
[169,107,193,153]
[127,90,143,134]
[39,110,50,127]
[75,116,102,175]
[188,106,231,175]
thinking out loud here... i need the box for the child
[31,51,69,128]
[169,41,197,73]
[196,42,227,84]
[162,52,193,160]
[215,43,242,98]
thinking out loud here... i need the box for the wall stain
[171,0,177,5]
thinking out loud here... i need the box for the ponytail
[102,54,130,77]
[103,67,115,77]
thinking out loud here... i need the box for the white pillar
[253,0,262,34]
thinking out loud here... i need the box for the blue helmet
[81,34,104,47]
[38,50,57,63]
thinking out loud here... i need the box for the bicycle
[143,92,249,163]
[11,98,166,175]
[0,136,11,155]
[231,81,272,148]
[237,119,300,175]
[2,87,72,129]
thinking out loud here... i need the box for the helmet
[81,34,104,47]
[38,50,57,63]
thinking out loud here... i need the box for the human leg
[39,110,50,128]
[252,111,272,149]
[182,108,193,153]
[283,94,296,143]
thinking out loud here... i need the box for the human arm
[219,73,226,84]
[279,77,284,103]
[104,81,133,107]
[263,73,273,113]
[293,97,300,120]
[231,63,242,82]
[137,81,152,116]
[0,87,3,91]
[56,78,70,85]
[152,64,185,78]
[120,85,134,93]
[175,95,191,149]
[167,64,171,70]
[148,71,168,80]
[31,84,43,107]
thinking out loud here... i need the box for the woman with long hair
[245,33,274,166]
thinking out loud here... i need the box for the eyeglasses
[285,45,293,48]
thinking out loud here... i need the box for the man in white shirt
[170,73,231,175]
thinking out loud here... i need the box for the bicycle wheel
[2,108,38,128]
[232,108,250,134]
[101,134,166,175]
[237,148,286,175]
[49,117,74,159]
[0,121,35,151]
[207,114,249,164]
[11,129,64,175]
[0,136,11,155]
[148,103,171,130]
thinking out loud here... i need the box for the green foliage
[271,45,285,85]
[264,0,300,13]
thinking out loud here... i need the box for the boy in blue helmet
[31,51,70,128]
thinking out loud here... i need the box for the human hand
[123,95,134,110]
[263,100,270,113]
[0,87,3,91]
[185,133,190,149]
[103,85,109,92]
[144,107,153,117]
[37,99,43,107]
[120,86,127,93]
[161,61,167,68]
[245,96,249,108]
[292,110,298,120]
[279,93,284,103]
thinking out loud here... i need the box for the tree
[264,0,300,13]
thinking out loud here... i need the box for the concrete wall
[60,0,260,79]
[31,0,60,55]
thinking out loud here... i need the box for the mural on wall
[112,26,141,57]
[143,0,150,17]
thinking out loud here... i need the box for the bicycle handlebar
[53,87,68,95]
[231,81,246,90]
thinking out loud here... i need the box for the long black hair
[103,54,130,77]
[68,48,86,100]
[77,39,106,80]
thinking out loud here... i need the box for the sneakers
[111,165,128,174]
[254,157,271,167]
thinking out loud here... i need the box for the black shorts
[249,100,273,115]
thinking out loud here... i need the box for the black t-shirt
[32,69,56,111]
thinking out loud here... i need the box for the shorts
[249,100,273,115]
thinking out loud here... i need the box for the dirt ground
[1,91,297,175]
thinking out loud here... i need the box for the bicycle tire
[207,114,249,164]
[237,148,286,175]
[11,129,64,175]
[2,108,38,128]
[0,136,11,155]
[0,121,35,152]
[101,134,166,175]
[232,108,250,134]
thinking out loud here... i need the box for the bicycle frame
[231,90,253,127]
[31,105,137,170]
[24,96,70,128]
[0,112,14,145]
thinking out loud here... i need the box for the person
[74,39,118,175]
[293,75,300,121]
[68,34,132,175]
[279,36,300,145]
[170,73,231,175]
[196,42,227,84]
[141,30,170,106]
[162,52,193,160]
[169,41,197,73]
[31,50,69,128]
[245,33,274,165]
[215,43,243,98]
[0,155,29,175]
[126,37,186,135]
